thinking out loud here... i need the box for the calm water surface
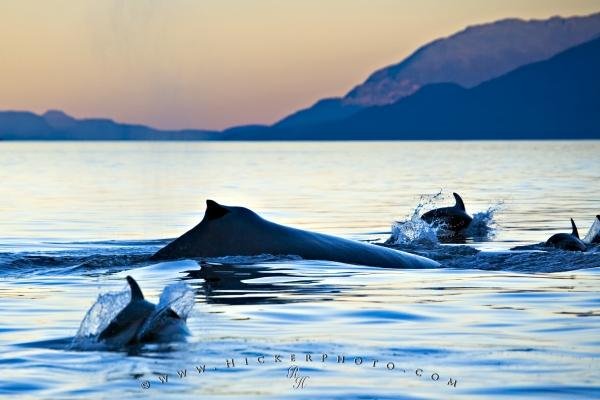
[0,141,599,399]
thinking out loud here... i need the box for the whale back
[152,200,439,268]
[152,200,292,260]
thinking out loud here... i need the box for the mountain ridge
[224,36,600,140]
[2,12,600,141]
[271,12,600,128]
[0,110,216,140]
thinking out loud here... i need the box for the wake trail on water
[0,204,598,275]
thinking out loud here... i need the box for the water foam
[466,201,503,240]
[386,191,443,246]
[386,191,502,245]
[583,216,600,244]
[75,284,131,339]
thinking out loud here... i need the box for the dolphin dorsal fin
[570,218,580,238]
[126,276,144,301]
[597,215,600,222]
[205,200,230,221]
[453,193,466,211]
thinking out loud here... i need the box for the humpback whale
[421,192,473,233]
[97,276,190,346]
[152,200,439,269]
[545,219,587,252]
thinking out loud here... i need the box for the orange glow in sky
[1,0,599,130]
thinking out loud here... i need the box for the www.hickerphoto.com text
[138,352,459,390]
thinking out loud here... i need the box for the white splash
[157,281,195,320]
[386,191,444,245]
[466,201,504,239]
[75,284,131,338]
[387,191,503,245]
[583,216,600,244]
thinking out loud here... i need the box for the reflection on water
[4,260,599,399]
[0,141,599,399]
[185,261,365,305]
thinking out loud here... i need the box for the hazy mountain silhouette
[2,13,600,140]
[275,98,361,128]
[225,36,600,140]
[0,110,216,140]
[273,12,600,128]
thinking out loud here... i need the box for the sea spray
[386,192,502,245]
[465,201,503,240]
[386,191,444,246]
[75,284,131,338]
[135,282,196,342]
[583,216,600,244]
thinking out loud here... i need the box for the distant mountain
[43,110,77,129]
[274,98,361,128]
[0,111,55,139]
[3,13,600,141]
[0,110,216,140]
[225,36,600,140]
[273,12,600,128]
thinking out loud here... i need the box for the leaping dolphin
[151,200,439,269]
[545,218,587,252]
[421,192,473,233]
[97,276,190,346]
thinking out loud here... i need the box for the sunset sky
[1,0,599,130]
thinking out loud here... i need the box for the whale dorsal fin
[126,276,144,301]
[571,218,579,238]
[597,215,600,222]
[205,200,230,221]
[453,193,466,211]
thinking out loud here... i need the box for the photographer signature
[286,365,309,389]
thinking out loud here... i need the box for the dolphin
[151,200,439,269]
[97,276,189,346]
[421,192,473,233]
[545,218,587,252]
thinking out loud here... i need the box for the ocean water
[0,141,599,399]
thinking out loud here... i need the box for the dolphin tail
[126,276,145,301]
[570,218,580,238]
[452,192,466,211]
